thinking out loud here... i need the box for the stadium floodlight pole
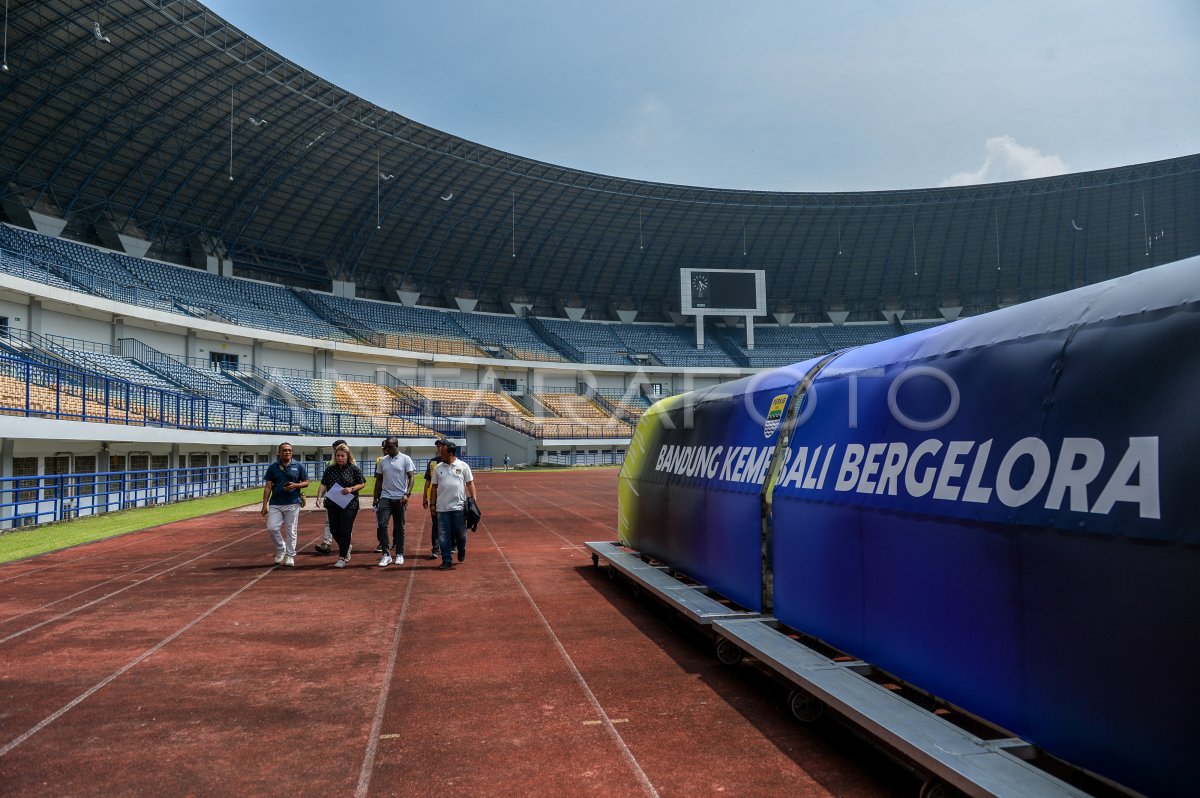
[2,0,9,72]
[639,209,643,250]
[511,187,515,258]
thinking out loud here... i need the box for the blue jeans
[436,509,466,565]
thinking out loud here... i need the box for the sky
[202,0,1200,192]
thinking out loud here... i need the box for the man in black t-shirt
[421,439,446,560]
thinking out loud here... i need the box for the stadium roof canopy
[1,0,1198,322]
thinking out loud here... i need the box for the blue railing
[0,457,493,529]
[0,463,265,529]
[0,351,463,438]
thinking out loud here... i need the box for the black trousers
[325,504,358,559]
[429,510,440,553]
[376,497,406,554]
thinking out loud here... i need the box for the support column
[0,439,14,530]
[111,317,125,348]
[695,316,705,349]
[745,315,755,350]
[314,349,330,378]
[186,330,200,361]
[27,298,43,336]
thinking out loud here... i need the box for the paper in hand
[326,483,354,508]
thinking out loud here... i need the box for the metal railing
[0,456,493,529]
[0,246,197,315]
[0,352,462,438]
[0,463,265,529]
[429,399,632,439]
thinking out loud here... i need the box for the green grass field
[0,475,410,564]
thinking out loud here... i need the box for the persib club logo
[764,394,788,438]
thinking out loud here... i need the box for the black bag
[465,497,482,531]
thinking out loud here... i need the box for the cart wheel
[606,565,616,580]
[919,778,966,798]
[631,584,643,599]
[591,553,599,567]
[715,637,744,666]
[788,689,825,723]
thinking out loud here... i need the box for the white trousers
[266,504,300,557]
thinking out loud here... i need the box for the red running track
[0,469,912,797]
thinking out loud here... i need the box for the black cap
[434,438,450,447]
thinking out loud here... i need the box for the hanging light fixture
[376,152,395,230]
[3,0,10,72]
[228,88,235,181]
[92,12,111,43]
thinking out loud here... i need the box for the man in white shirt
[373,437,416,566]
[429,441,475,571]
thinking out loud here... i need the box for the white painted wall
[41,309,112,342]
[595,374,627,392]
[329,357,375,379]
[535,372,576,390]
[0,297,29,329]
[260,346,312,372]
[196,336,253,365]
[123,324,185,356]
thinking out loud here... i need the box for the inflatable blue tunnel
[618,256,1200,798]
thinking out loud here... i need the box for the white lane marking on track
[0,532,319,759]
[479,513,661,798]
[501,483,613,534]
[482,487,581,548]
[0,525,255,630]
[0,524,185,585]
[356,514,423,798]
[0,525,267,646]
[505,477,616,510]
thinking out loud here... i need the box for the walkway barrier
[0,455,493,530]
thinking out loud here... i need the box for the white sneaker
[334,558,347,568]
[378,554,392,567]
[395,554,405,565]
[274,553,285,565]
[284,556,295,567]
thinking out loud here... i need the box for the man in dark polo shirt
[261,441,309,567]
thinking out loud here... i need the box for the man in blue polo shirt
[261,441,309,567]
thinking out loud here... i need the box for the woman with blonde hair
[317,443,365,567]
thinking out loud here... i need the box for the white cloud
[628,95,673,150]
[939,136,1069,187]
